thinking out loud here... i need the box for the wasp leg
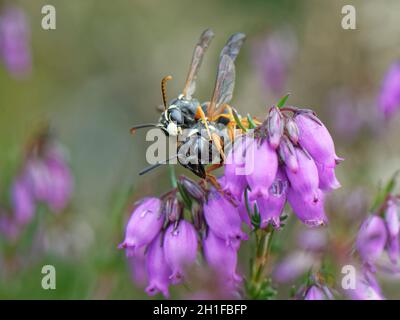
[205,173,222,192]
[206,163,223,173]
[195,105,212,140]
[210,132,225,162]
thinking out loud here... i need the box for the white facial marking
[167,122,179,136]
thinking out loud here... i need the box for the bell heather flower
[223,136,249,199]
[295,112,342,168]
[11,175,35,225]
[203,230,242,284]
[252,28,297,96]
[273,251,316,283]
[245,138,278,200]
[44,156,73,212]
[25,159,51,202]
[285,148,319,201]
[119,197,163,251]
[345,270,384,300]
[303,285,329,300]
[203,190,248,244]
[163,220,198,284]
[0,6,31,78]
[128,246,147,287]
[145,234,171,298]
[384,200,399,264]
[256,168,288,228]
[287,188,327,227]
[315,162,341,191]
[356,215,387,266]
[378,61,400,119]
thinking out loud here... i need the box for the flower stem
[247,227,275,299]
[168,164,178,189]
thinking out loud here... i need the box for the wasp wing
[207,33,246,118]
[207,54,235,118]
[182,29,215,99]
[219,32,246,62]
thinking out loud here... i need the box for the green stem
[248,228,274,298]
[168,164,177,189]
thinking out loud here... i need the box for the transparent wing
[207,54,235,118]
[219,32,246,62]
[207,33,246,117]
[182,29,215,99]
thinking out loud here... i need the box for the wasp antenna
[139,163,164,175]
[130,123,159,134]
[161,75,173,110]
[139,156,178,175]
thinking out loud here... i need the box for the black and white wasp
[131,29,247,184]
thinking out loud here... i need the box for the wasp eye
[169,109,183,124]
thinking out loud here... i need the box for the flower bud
[285,117,299,144]
[267,106,284,149]
[11,175,35,225]
[145,234,171,298]
[356,215,387,265]
[119,197,163,250]
[285,148,319,201]
[287,188,327,227]
[245,138,278,200]
[204,190,248,244]
[163,220,198,284]
[179,176,205,202]
[203,230,242,284]
[278,136,298,173]
[256,168,288,229]
[165,197,181,222]
[295,113,342,167]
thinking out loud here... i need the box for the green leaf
[244,188,253,216]
[277,93,290,108]
[370,170,399,212]
[232,108,247,132]
[177,182,192,210]
[246,114,257,129]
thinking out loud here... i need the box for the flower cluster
[119,177,246,298]
[379,61,400,119]
[0,130,73,239]
[222,105,342,228]
[0,5,31,78]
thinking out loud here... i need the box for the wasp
[131,29,253,188]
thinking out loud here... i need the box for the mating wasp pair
[131,29,254,187]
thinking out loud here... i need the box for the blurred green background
[1,0,400,299]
